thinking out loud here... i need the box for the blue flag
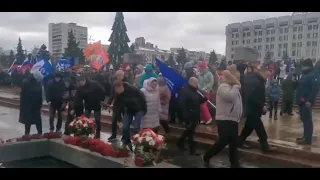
[155,58,188,96]
[30,59,53,80]
[56,57,74,71]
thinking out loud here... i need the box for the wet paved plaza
[0,105,279,168]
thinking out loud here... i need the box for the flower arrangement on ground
[63,137,129,158]
[68,115,95,137]
[132,129,166,167]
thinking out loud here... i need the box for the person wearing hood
[140,77,162,132]
[280,73,297,116]
[157,75,171,134]
[197,61,213,124]
[296,58,320,145]
[178,77,207,155]
[183,62,196,80]
[202,70,242,168]
[19,71,43,136]
[46,71,66,133]
[134,64,145,87]
[278,61,287,84]
[267,79,281,120]
[139,64,158,88]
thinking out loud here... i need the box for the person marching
[202,70,242,168]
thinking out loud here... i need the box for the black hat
[76,74,86,82]
[301,58,314,68]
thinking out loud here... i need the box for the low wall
[0,139,179,168]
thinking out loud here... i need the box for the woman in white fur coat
[140,77,162,132]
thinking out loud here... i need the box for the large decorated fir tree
[108,12,131,69]
[16,37,25,64]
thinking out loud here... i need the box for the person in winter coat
[239,65,275,152]
[202,70,242,168]
[183,62,196,80]
[268,79,281,120]
[19,72,43,135]
[113,79,147,146]
[107,70,129,141]
[158,76,171,134]
[139,64,158,88]
[278,61,287,84]
[177,77,207,155]
[140,77,162,132]
[46,72,66,133]
[280,73,297,116]
[75,75,105,139]
[296,58,320,145]
[197,61,213,124]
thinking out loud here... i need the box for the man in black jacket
[46,72,66,133]
[238,65,275,152]
[113,79,147,146]
[75,75,105,139]
[107,70,127,141]
[177,77,207,155]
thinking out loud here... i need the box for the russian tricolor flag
[18,58,31,75]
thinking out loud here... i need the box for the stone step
[1,98,320,167]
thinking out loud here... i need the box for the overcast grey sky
[0,12,292,55]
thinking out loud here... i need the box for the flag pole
[197,90,216,108]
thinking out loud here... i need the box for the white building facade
[135,47,175,64]
[226,12,320,62]
[48,22,88,58]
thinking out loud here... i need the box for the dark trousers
[49,105,63,131]
[178,121,197,153]
[85,109,101,136]
[239,114,268,144]
[111,107,121,137]
[122,111,143,145]
[281,100,293,114]
[203,120,239,168]
[64,105,74,135]
[299,105,313,143]
[25,123,42,135]
[268,99,278,118]
[169,98,183,124]
[160,120,170,133]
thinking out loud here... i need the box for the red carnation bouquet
[132,129,166,167]
[68,115,95,137]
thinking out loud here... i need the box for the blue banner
[56,57,74,71]
[155,58,188,96]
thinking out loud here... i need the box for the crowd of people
[16,57,320,168]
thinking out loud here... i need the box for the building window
[293,26,297,32]
[243,40,245,44]
[284,35,288,41]
[278,51,281,57]
[313,33,318,38]
[279,28,283,33]
[293,34,296,39]
[271,29,275,34]
[231,54,234,59]
[271,37,275,42]
[266,37,269,42]
[254,39,257,43]
[313,25,318,30]
[236,41,239,45]
[258,45,262,50]
[297,42,302,47]
[308,25,313,30]
[307,33,311,38]
[312,41,317,46]
[246,39,250,44]
[298,26,303,31]
[279,36,282,41]
[236,34,239,38]
[266,45,269,49]
[283,43,288,49]
[247,32,250,36]
[259,31,263,36]
[270,44,274,49]
[291,50,296,56]
[292,43,296,48]
[307,41,311,47]
[284,28,289,33]
[258,38,262,42]
[298,34,303,39]
[312,49,317,56]
[255,31,258,36]
[267,30,270,35]
[243,33,246,37]
[278,44,282,49]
